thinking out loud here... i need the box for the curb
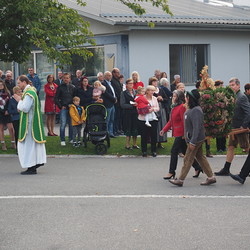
[0,154,247,159]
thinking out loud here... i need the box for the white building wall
[129,30,250,90]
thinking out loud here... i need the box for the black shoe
[21,168,37,175]
[230,174,245,184]
[152,152,157,157]
[214,168,230,176]
[142,152,147,157]
[163,173,176,180]
[35,164,44,169]
[193,169,203,178]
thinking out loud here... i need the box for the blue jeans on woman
[60,108,73,142]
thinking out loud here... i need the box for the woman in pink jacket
[160,90,202,179]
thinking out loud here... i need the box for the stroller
[83,103,110,155]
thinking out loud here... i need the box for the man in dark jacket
[4,72,15,95]
[215,78,250,176]
[55,73,76,146]
[72,70,82,89]
[244,83,250,102]
[111,68,123,135]
[102,71,117,137]
[229,83,250,184]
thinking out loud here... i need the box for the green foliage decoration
[200,87,236,138]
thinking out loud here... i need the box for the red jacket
[135,94,149,109]
[44,83,60,113]
[162,104,186,137]
[133,81,144,90]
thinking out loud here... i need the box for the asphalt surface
[0,155,250,250]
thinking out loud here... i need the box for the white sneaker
[61,141,66,146]
[69,140,74,144]
[145,122,151,127]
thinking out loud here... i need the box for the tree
[0,0,171,67]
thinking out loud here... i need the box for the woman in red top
[160,90,202,179]
[131,71,144,90]
[44,74,60,136]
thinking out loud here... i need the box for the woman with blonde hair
[137,85,159,157]
[149,77,168,148]
[131,71,144,90]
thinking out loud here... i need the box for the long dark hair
[0,80,10,96]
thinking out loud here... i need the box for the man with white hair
[171,74,181,92]
[101,71,117,138]
[215,77,250,176]
[97,72,104,82]
[4,71,15,95]
[159,78,172,122]
[72,69,82,89]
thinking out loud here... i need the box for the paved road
[0,155,250,250]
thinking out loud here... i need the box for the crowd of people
[0,68,249,185]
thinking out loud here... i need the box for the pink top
[138,96,159,121]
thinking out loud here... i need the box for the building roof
[60,0,250,29]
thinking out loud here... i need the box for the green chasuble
[18,87,46,143]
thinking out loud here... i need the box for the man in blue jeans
[55,73,76,146]
[102,71,117,138]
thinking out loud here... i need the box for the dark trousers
[114,105,122,134]
[139,120,158,153]
[12,120,19,146]
[216,136,226,151]
[169,136,201,174]
[72,124,82,143]
[239,151,250,180]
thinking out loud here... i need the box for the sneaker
[230,173,245,184]
[73,142,78,147]
[169,178,184,187]
[78,141,82,146]
[69,140,74,144]
[61,141,66,146]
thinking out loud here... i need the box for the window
[61,46,104,84]
[169,44,209,85]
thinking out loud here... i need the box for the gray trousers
[72,124,82,143]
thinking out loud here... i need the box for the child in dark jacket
[8,86,22,147]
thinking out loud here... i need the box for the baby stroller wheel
[83,131,88,148]
[95,143,107,155]
[106,132,110,148]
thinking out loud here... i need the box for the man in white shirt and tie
[101,71,117,138]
